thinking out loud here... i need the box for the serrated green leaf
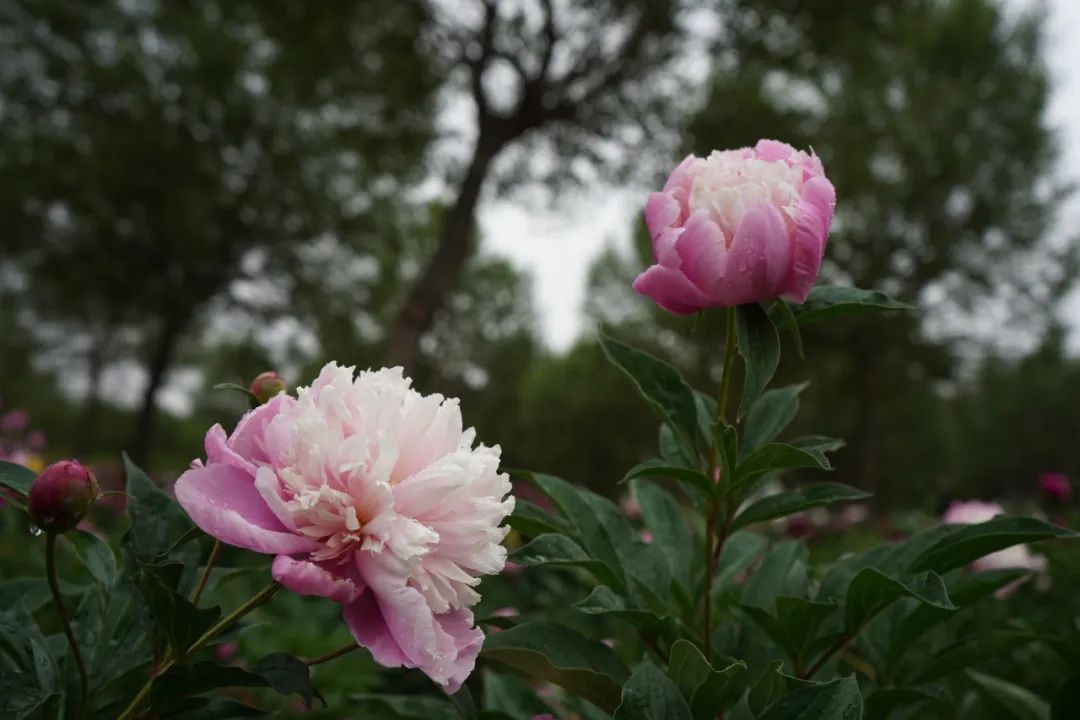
[758,675,864,720]
[614,660,692,720]
[482,621,629,714]
[736,303,780,419]
[742,384,807,455]
[732,483,869,532]
[779,285,910,327]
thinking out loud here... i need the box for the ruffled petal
[174,463,317,555]
[272,555,362,604]
[204,424,256,475]
[228,394,293,465]
[782,175,835,303]
[753,138,796,163]
[353,552,481,693]
[632,264,712,315]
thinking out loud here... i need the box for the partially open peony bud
[249,371,286,404]
[634,139,835,313]
[28,460,99,533]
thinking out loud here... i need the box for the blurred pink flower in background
[1038,472,1071,502]
[175,362,515,692]
[620,493,641,519]
[215,642,239,663]
[640,529,654,544]
[634,139,835,313]
[1,409,28,432]
[942,500,1045,596]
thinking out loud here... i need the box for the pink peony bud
[249,371,286,405]
[28,460,99,533]
[634,139,835,313]
[1039,473,1071,503]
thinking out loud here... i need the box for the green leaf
[864,688,946,719]
[732,483,870,532]
[614,660,692,720]
[712,422,738,495]
[135,564,221,654]
[747,661,813,715]
[714,531,768,590]
[482,621,630,713]
[600,331,701,460]
[152,655,320,711]
[668,640,747,720]
[0,460,34,498]
[743,597,840,668]
[742,384,807,454]
[742,541,808,610]
[574,586,662,632]
[65,529,117,587]
[842,568,953,634]
[509,534,620,589]
[1052,676,1080,720]
[887,569,1027,668]
[159,697,264,720]
[0,671,54,720]
[735,444,832,492]
[251,653,322,709]
[966,669,1049,720]
[346,694,455,718]
[772,301,806,358]
[758,675,864,720]
[908,631,1036,684]
[908,515,1076,574]
[124,453,195,559]
[481,669,556,720]
[736,303,780,419]
[779,285,910,327]
[522,471,670,605]
[506,499,566,537]
[659,424,693,468]
[633,480,694,590]
[789,436,845,467]
[623,460,714,502]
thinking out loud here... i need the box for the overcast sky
[481,0,1080,352]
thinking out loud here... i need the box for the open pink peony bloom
[634,139,835,313]
[942,500,1045,596]
[175,363,514,692]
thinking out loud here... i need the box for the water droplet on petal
[29,526,43,537]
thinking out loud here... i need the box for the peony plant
[1,139,1078,719]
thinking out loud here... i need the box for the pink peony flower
[1038,473,1071,502]
[634,139,835,313]
[174,363,514,692]
[942,500,1045,594]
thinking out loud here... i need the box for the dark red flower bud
[250,371,286,405]
[28,460,99,533]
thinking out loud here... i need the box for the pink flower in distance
[175,363,514,692]
[942,500,1045,578]
[1039,473,1071,502]
[634,139,835,313]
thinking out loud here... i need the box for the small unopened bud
[250,371,286,405]
[28,460,99,533]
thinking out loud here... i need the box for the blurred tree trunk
[129,312,187,466]
[384,135,504,370]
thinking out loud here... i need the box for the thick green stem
[191,539,221,605]
[115,582,281,720]
[704,307,740,663]
[46,532,88,720]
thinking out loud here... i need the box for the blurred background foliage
[1,0,1077,511]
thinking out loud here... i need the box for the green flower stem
[305,642,360,666]
[704,306,739,663]
[115,581,281,720]
[190,539,221,605]
[46,532,88,720]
